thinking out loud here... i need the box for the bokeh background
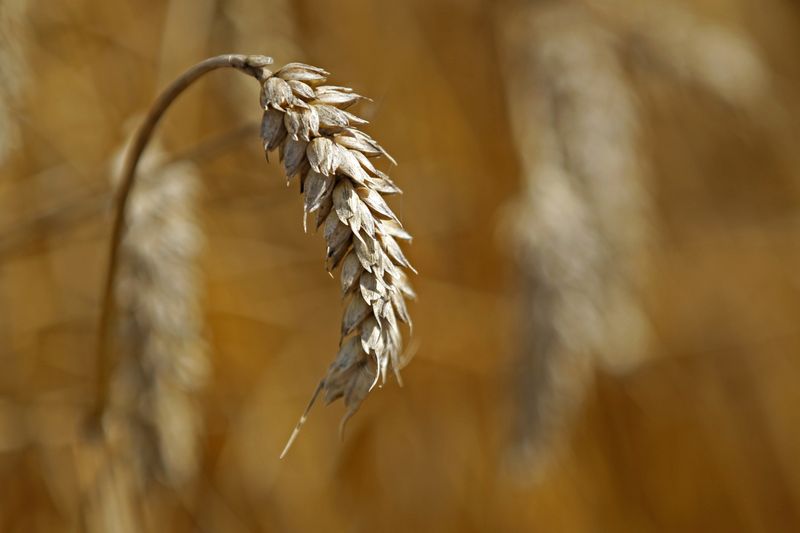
[2,0,800,531]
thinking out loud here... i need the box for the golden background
[1,0,799,531]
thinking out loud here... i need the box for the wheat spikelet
[253,62,415,449]
[501,4,651,475]
[109,140,208,487]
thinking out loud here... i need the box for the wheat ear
[110,140,207,486]
[501,4,651,475]
[95,55,415,453]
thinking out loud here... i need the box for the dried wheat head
[255,62,416,439]
[99,56,415,463]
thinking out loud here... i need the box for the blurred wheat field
[2,0,800,531]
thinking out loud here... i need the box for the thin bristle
[280,380,324,459]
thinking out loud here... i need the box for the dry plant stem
[93,54,265,419]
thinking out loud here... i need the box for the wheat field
[1,0,800,531]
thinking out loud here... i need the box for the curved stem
[92,54,268,422]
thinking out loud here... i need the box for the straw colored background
[2,0,800,531]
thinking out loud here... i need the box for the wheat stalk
[94,54,415,459]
